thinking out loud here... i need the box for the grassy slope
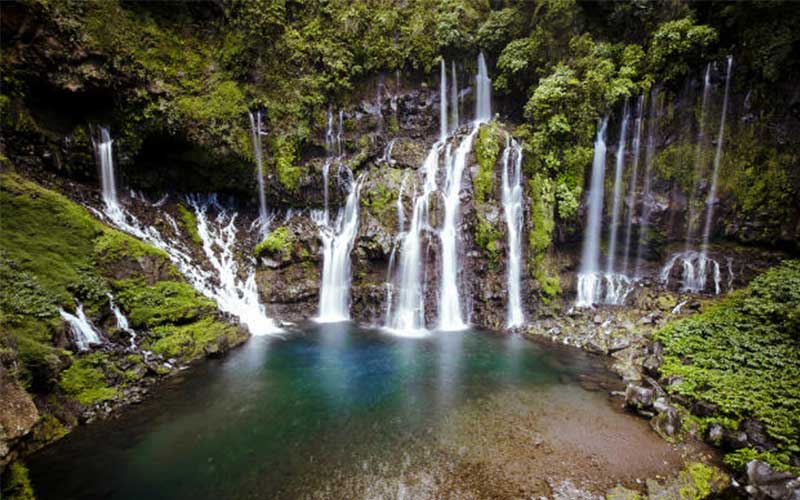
[0,171,245,408]
[655,260,800,472]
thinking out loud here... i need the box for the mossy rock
[645,462,728,500]
[1,462,36,500]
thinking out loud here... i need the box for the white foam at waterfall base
[316,169,365,323]
[60,304,103,351]
[660,250,724,295]
[501,135,525,328]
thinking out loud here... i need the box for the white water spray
[606,102,629,274]
[576,118,608,307]
[316,169,365,323]
[440,59,448,140]
[501,135,525,327]
[475,52,492,123]
[59,304,103,352]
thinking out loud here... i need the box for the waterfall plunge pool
[28,324,702,499]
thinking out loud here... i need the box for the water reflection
[29,326,615,500]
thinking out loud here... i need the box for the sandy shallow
[301,384,712,499]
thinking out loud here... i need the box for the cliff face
[1,0,800,479]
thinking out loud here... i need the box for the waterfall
[634,89,660,278]
[438,128,479,330]
[440,59,448,140]
[475,52,492,123]
[501,135,525,327]
[621,95,644,275]
[337,110,344,156]
[385,146,440,335]
[450,61,459,131]
[248,111,269,234]
[316,169,365,323]
[92,126,120,214]
[59,304,103,351]
[660,250,725,295]
[107,292,135,348]
[685,64,712,246]
[606,101,630,275]
[383,139,396,165]
[700,56,733,256]
[575,118,608,307]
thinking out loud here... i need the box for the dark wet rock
[650,398,682,440]
[625,384,655,411]
[745,460,800,500]
[742,420,778,452]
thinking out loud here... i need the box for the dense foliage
[655,260,800,472]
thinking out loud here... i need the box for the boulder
[625,384,654,411]
[745,460,800,500]
[647,462,729,500]
[0,369,40,466]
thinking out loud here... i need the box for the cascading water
[438,128,479,330]
[634,89,661,278]
[685,64,712,246]
[316,168,365,322]
[93,126,120,214]
[59,304,103,351]
[385,146,440,335]
[700,56,732,256]
[248,110,269,234]
[440,59,448,140]
[575,118,609,307]
[108,292,135,348]
[606,102,629,275]
[450,61,459,132]
[621,95,644,275]
[501,135,525,327]
[475,52,492,123]
[382,139,396,165]
[660,250,724,295]
[91,131,280,335]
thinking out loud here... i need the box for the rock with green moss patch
[606,485,644,500]
[1,461,36,500]
[646,462,729,500]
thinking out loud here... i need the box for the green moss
[474,122,503,205]
[149,317,240,360]
[0,173,102,305]
[475,217,502,269]
[113,279,215,329]
[94,228,168,265]
[679,462,728,499]
[1,462,36,500]
[723,448,799,474]
[59,353,119,405]
[34,413,70,444]
[177,204,202,245]
[527,174,560,301]
[363,183,396,227]
[655,260,800,470]
[255,227,293,260]
[272,136,301,192]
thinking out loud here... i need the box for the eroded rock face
[746,460,800,500]
[0,368,39,466]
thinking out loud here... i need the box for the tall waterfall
[385,146,440,335]
[475,52,492,123]
[93,126,120,213]
[606,101,630,274]
[59,304,103,351]
[248,110,269,233]
[622,96,644,275]
[501,135,525,327]
[316,169,365,322]
[92,132,279,335]
[634,89,660,278]
[700,56,733,255]
[685,64,712,246]
[439,128,478,330]
[575,118,608,307]
[450,61,459,132]
[440,59,448,140]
